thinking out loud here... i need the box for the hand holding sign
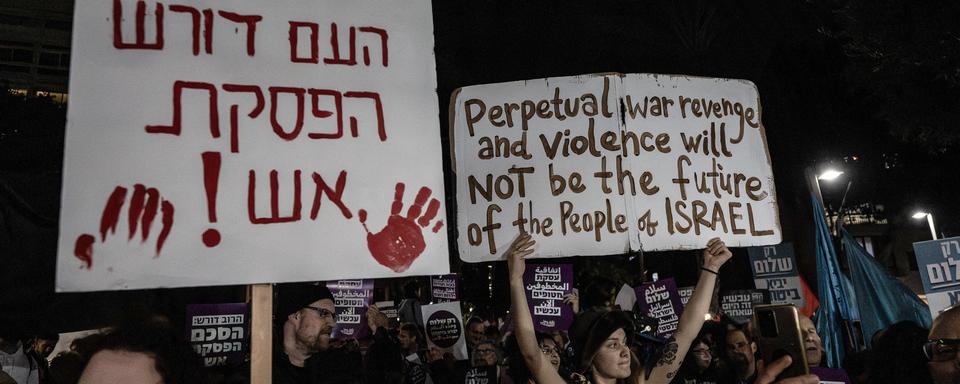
[358,182,444,272]
[703,237,733,272]
[563,292,580,313]
[755,356,819,384]
[366,305,389,334]
[73,184,175,269]
[506,233,536,282]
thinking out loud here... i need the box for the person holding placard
[507,233,732,384]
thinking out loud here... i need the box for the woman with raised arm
[507,233,732,384]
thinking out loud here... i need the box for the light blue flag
[842,227,932,348]
[812,195,854,368]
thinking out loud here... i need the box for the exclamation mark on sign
[201,151,222,247]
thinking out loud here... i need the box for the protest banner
[720,289,770,324]
[522,263,574,331]
[186,303,248,367]
[327,279,374,339]
[635,278,684,338]
[422,301,468,360]
[748,242,805,307]
[57,0,448,291]
[914,236,960,318]
[431,274,460,303]
[451,73,780,262]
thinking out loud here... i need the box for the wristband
[701,267,719,275]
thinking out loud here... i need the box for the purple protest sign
[185,303,248,367]
[635,278,684,338]
[523,263,574,331]
[431,274,460,303]
[327,279,374,339]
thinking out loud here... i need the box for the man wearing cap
[274,282,338,384]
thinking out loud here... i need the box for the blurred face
[35,339,57,358]
[799,315,823,367]
[691,341,712,370]
[467,322,485,347]
[472,342,498,367]
[725,330,756,368]
[78,350,162,384]
[539,338,561,370]
[294,298,336,352]
[591,328,632,380]
[398,329,417,352]
[929,311,960,384]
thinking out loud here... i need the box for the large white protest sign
[57,0,448,291]
[452,74,780,262]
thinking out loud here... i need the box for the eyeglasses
[925,339,960,361]
[540,346,560,356]
[304,306,335,318]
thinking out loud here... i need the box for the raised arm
[647,237,732,383]
[507,233,566,384]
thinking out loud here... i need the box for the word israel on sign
[186,303,247,367]
[720,290,770,324]
[430,274,459,303]
[914,237,960,318]
[327,279,374,339]
[422,301,468,360]
[451,73,780,262]
[748,243,805,307]
[523,264,574,331]
[57,0,448,291]
[635,278,684,338]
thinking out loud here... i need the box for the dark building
[0,0,72,102]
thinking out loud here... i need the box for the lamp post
[912,211,938,240]
[807,168,848,233]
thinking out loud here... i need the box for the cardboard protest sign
[522,264,574,331]
[431,274,460,303]
[748,242,805,307]
[57,0,448,291]
[327,279,374,339]
[451,73,780,262]
[914,237,960,318]
[635,278,684,338]
[422,301,468,360]
[186,303,247,367]
[720,290,770,324]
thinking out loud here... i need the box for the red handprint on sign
[358,183,443,272]
[73,184,175,269]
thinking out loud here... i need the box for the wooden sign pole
[249,284,273,382]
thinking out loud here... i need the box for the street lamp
[912,211,938,240]
[818,169,844,181]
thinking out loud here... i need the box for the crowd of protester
[2,238,957,383]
